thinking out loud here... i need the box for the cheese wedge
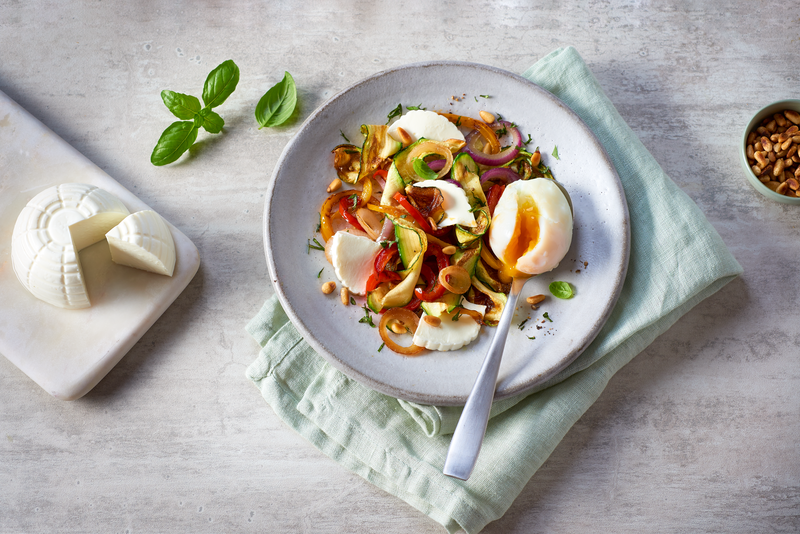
[413,301,486,351]
[329,230,382,295]
[11,183,130,309]
[106,210,176,276]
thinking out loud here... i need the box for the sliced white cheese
[106,210,176,276]
[413,180,476,228]
[388,110,465,144]
[412,301,486,352]
[329,230,383,295]
[11,183,130,309]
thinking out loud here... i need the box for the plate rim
[263,60,630,405]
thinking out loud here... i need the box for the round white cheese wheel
[105,210,176,276]
[11,183,130,309]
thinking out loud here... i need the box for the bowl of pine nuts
[742,100,800,204]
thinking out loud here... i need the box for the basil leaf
[548,281,573,299]
[150,121,198,166]
[386,103,402,124]
[255,71,297,128]
[412,158,438,180]
[161,90,201,120]
[198,108,224,133]
[202,59,240,109]
[552,145,560,160]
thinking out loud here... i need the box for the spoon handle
[443,276,528,480]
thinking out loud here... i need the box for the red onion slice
[465,121,522,166]
[480,167,521,186]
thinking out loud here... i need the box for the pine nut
[775,113,787,127]
[761,136,773,152]
[340,287,350,305]
[785,110,800,124]
[531,150,542,167]
[774,158,785,176]
[388,320,407,334]
[747,131,757,144]
[327,178,342,193]
[766,120,777,133]
[776,181,789,195]
[781,139,793,151]
[423,315,441,327]
[765,181,781,191]
[752,164,763,175]
[321,281,336,294]
[396,127,413,147]
[788,178,800,191]
[747,144,755,159]
[479,110,496,124]
[527,294,546,306]
[441,245,457,255]
[755,152,768,167]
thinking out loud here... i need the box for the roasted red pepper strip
[339,195,366,232]
[365,243,401,292]
[393,192,433,233]
[487,183,505,216]
[414,243,450,301]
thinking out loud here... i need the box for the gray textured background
[1,1,798,533]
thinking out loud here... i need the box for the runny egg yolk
[500,198,540,279]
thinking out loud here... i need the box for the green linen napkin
[246,46,742,534]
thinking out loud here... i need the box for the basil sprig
[151,59,240,166]
[255,72,297,128]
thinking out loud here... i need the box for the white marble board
[0,90,200,400]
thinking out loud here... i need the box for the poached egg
[488,178,573,278]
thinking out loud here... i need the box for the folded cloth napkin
[246,46,743,534]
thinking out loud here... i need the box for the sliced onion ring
[379,308,424,356]
[438,265,471,294]
[465,120,522,166]
[452,306,484,325]
[407,140,453,179]
[480,167,521,186]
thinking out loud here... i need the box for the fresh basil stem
[255,71,297,128]
[151,59,239,166]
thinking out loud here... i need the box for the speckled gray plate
[263,61,629,406]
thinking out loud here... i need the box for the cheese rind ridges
[105,210,176,276]
[11,183,130,309]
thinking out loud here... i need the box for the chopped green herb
[412,158,438,180]
[378,342,385,352]
[315,214,321,233]
[518,318,529,330]
[549,281,574,299]
[527,335,536,340]
[495,126,507,137]
[307,238,325,253]
[523,134,533,145]
[452,310,462,321]
[480,94,491,99]
[386,103,402,124]
[474,96,478,102]
[317,268,324,278]
[359,305,376,327]
[543,312,553,322]
[340,130,350,143]
[455,116,462,128]
[380,239,397,249]
[406,104,426,110]
[350,296,357,306]
[552,146,560,160]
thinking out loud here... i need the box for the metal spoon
[443,275,530,480]
[443,180,572,481]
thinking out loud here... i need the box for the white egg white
[489,178,573,276]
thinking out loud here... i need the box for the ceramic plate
[264,61,629,406]
[0,90,200,400]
